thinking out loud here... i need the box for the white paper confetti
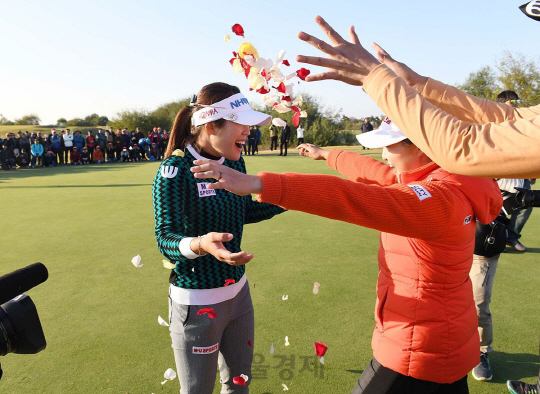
[161,368,177,385]
[285,336,290,346]
[313,282,320,295]
[282,294,288,301]
[163,260,175,269]
[282,383,289,391]
[131,255,143,268]
[158,315,169,327]
[270,343,275,354]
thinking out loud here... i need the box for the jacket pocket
[375,286,389,332]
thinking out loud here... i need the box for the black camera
[502,187,540,215]
[0,263,48,379]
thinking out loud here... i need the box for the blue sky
[1,0,539,125]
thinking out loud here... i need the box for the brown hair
[164,82,240,159]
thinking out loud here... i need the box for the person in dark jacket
[247,126,257,156]
[15,148,30,168]
[114,131,124,159]
[1,144,16,170]
[81,147,90,164]
[280,121,291,156]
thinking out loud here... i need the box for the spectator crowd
[0,127,169,170]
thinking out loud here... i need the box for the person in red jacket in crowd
[149,127,162,159]
[70,146,82,165]
[190,118,502,394]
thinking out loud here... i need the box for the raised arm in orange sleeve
[326,149,396,186]
[257,171,454,240]
[363,64,540,179]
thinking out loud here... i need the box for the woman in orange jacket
[190,119,502,393]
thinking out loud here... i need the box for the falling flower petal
[290,105,300,113]
[238,42,258,59]
[131,255,143,268]
[313,282,320,294]
[248,339,253,347]
[274,49,286,68]
[158,315,169,327]
[273,104,291,114]
[314,342,328,357]
[282,383,289,391]
[272,118,286,127]
[282,294,288,301]
[224,34,231,42]
[281,96,292,102]
[161,368,177,384]
[282,60,290,66]
[270,343,275,354]
[296,68,311,81]
[163,260,176,269]
[286,72,296,80]
[300,110,308,118]
[293,112,301,127]
[320,356,325,364]
[224,279,236,286]
[233,376,246,386]
[197,308,217,319]
[231,58,244,73]
[275,82,286,93]
[292,95,303,107]
[232,24,245,37]
[285,336,290,346]
[256,86,270,94]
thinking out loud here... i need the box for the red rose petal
[272,102,278,108]
[233,376,246,386]
[282,60,290,66]
[281,96,292,102]
[248,339,253,347]
[232,51,238,57]
[274,82,286,93]
[296,68,311,81]
[314,341,328,357]
[256,86,270,94]
[290,105,300,113]
[224,279,236,286]
[197,308,217,319]
[232,24,245,37]
[293,112,300,127]
[229,57,236,65]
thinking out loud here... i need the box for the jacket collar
[397,161,439,184]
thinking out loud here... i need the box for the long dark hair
[164,82,240,159]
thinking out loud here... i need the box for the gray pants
[169,282,254,394]
[469,254,500,353]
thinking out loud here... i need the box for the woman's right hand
[297,143,329,161]
[192,232,254,266]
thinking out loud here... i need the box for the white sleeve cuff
[179,237,199,259]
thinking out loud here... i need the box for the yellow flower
[238,42,259,59]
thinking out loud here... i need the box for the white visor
[356,117,408,148]
[192,93,271,127]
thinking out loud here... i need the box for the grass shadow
[490,351,539,383]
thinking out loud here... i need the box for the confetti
[162,260,175,269]
[313,282,320,295]
[161,368,177,385]
[224,34,231,42]
[232,23,245,37]
[282,295,288,301]
[197,308,217,319]
[158,315,169,327]
[270,343,275,354]
[282,383,289,391]
[296,68,311,81]
[282,59,290,66]
[224,279,236,286]
[314,342,328,357]
[233,374,248,386]
[131,255,143,268]
[285,336,290,346]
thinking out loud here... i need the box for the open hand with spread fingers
[195,232,254,266]
[297,143,330,161]
[191,159,263,196]
[296,15,380,86]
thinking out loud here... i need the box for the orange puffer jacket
[257,150,502,384]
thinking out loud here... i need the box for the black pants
[270,136,278,150]
[280,141,288,156]
[351,359,468,394]
[297,138,304,145]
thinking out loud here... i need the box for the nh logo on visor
[230,98,249,109]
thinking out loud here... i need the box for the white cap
[192,93,271,127]
[356,116,408,148]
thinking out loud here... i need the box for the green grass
[0,148,538,393]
